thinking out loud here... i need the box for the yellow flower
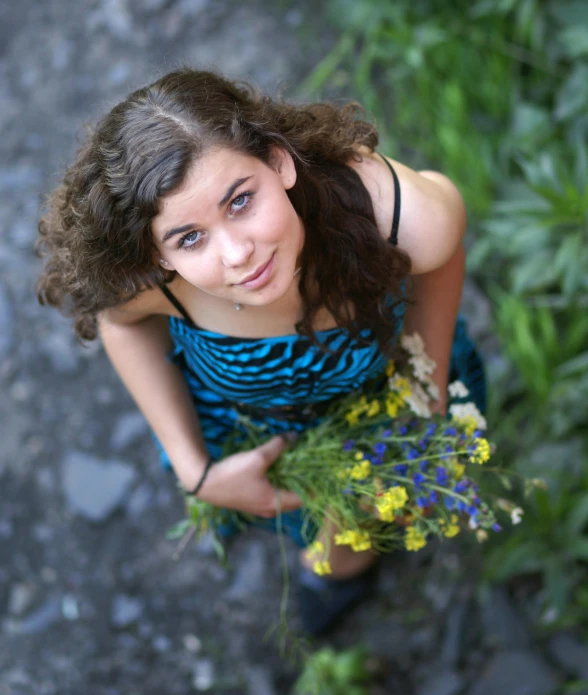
[389,375,412,399]
[334,530,354,546]
[468,438,491,464]
[367,399,381,417]
[313,560,332,575]
[443,523,460,538]
[385,360,396,377]
[349,530,371,552]
[345,411,360,426]
[336,468,351,480]
[350,460,371,480]
[405,527,427,552]
[451,414,478,438]
[386,400,399,418]
[450,462,466,479]
[308,540,325,556]
[354,452,364,461]
[334,530,371,552]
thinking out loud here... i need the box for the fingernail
[282,432,298,446]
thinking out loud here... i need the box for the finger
[274,488,302,512]
[257,435,288,468]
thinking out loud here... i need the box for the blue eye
[230,193,250,213]
[179,230,203,250]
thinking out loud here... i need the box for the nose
[219,228,254,268]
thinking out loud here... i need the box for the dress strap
[160,284,197,327]
[378,153,401,246]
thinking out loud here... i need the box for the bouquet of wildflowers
[175,332,530,573]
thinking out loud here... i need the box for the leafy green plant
[306,0,588,627]
[292,646,371,695]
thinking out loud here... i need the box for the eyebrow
[161,175,253,243]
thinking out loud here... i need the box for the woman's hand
[196,435,302,517]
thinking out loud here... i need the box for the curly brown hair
[37,67,411,350]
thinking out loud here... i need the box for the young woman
[37,68,485,636]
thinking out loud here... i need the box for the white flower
[468,516,479,530]
[426,380,440,402]
[449,402,488,431]
[401,332,425,356]
[511,507,524,525]
[405,380,431,418]
[409,353,436,381]
[448,380,470,399]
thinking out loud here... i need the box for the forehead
[152,148,263,235]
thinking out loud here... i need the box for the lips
[236,255,273,286]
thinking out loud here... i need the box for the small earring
[160,259,169,267]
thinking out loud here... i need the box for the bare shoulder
[98,280,180,327]
[349,147,467,275]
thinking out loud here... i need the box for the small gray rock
[126,483,153,521]
[109,412,149,452]
[246,665,275,695]
[192,658,215,691]
[469,651,560,695]
[7,596,62,634]
[478,586,530,650]
[417,667,464,695]
[8,582,37,616]
[440,596,476,665]
[111,594,144,628]
[547,631,588,680]
[0,281,15,359]
[62,451,136,523]
[226,541,266,601]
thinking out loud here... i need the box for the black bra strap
[160,284,197,327]
[378,154,401,246]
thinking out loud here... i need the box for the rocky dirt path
[1,2,584,694]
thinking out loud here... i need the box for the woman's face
[152,146,304,308]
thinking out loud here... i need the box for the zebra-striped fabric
[163,300,406,461]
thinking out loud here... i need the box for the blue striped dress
[155,158,486,546]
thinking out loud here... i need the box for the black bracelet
[186,456,215,497]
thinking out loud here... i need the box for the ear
[271,146,297,190]
[153,251,175,272]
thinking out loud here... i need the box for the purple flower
[407,447,420,460]
[398,425,408,435]
[371,456,384,466]
[457,500,467,512]
[444,427,458,436]
[420,460,430,473]
[429,490,439,504]
[413,473,425,489]
[467,505,478,516]
[492,523,503,532]
[474,429,483,438]
[416,496,429,508]
[343,487,353,495]
[418,438,429,451]
[436,467,449,486]
[444,496,456,510]
[394,464,409,476]
[343,440,355,451]
[382,429,392,437]
[454,481,469,494]
[373,442,387,456]
[426,423,437,436]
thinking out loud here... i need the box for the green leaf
[559,26,588,59]
[555,64,588,122]
[566,496,588,537]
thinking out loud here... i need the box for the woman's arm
[399,169,468,414]
[402,242,466,414]
[99,310,210,491]
[98,306,301,515]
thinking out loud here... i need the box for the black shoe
[297,560,379,637]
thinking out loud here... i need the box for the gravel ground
[1,1,586,693]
